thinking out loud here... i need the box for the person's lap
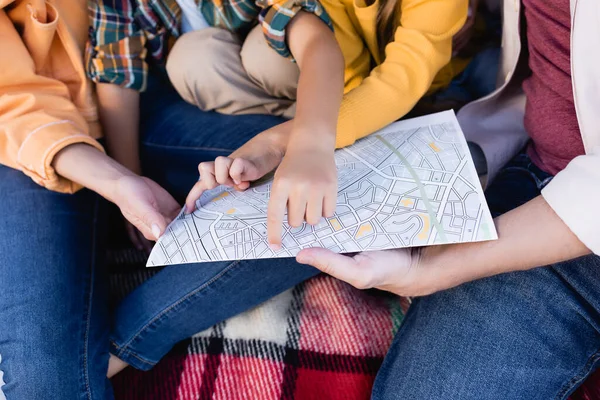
[0,165,113,399]
[0,72,314,397]
[372,153,600,399]
[110,257,319,370]
[117,72,318,369]
[139,79,600,399]
[6,72,596,399]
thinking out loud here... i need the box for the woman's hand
[295,247,448,297]
[185,121,292,213]
[296,245,490,297]
[267,141,337,249]
[112,175,181,241]
[296,193,594,298]
[53,143,181,242]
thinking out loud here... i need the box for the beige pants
[167,26,299,118]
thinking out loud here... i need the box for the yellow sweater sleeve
[335,0,468,148]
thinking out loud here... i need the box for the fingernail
[297,255,311,264]
[183,205,188,214]
[269,243,281,251]
[151,224,161,240]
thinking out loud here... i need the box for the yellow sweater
[327,0,468,147]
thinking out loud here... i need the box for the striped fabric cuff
[257,0,333,59]
[85,34,149,91]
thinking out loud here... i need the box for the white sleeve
[541,148,600,254]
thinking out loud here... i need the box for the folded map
[147,111,497,266]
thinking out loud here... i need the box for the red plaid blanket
[110,273,599,400]
[112,275,407,399]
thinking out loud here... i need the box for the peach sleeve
[0,10,104,193]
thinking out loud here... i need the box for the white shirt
[175,0,210,33]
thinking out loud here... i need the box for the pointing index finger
[267,181,289,249]
[185,181,204,213]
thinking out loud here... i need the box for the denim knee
[0,332,113,400]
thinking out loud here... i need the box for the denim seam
[82,196,100,400]
[371,298,417,399]
[501,166,545,186]
[109,341,155,368]
[141,141,235,153]
[555,349,600,400]
[112,260,241,359]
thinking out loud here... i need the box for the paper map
[147,111,497,266]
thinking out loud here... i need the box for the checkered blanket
[111,274,408,399]
[109,263,599,400]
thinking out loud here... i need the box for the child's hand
[184,157,262,212]
[267,143,337,249]
[185,122,291,213]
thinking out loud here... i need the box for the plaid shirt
[86,0,332,91]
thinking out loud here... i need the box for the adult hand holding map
[147,111,497,267]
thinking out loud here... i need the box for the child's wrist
[292,120,334,136]
[265,124,291,154]
[289,125,336,150]
[247,121,292,158]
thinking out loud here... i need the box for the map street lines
[147,111,497,266]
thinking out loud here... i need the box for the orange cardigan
[0,0,104,193]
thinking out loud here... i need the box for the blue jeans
[0,75,317,399]
[139,72,286,203]
[433,47,501,106]
[372,153,600,399]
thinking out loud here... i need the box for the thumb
[230,158,262,184]
[297,248,364,287]
[141,206,168,241]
